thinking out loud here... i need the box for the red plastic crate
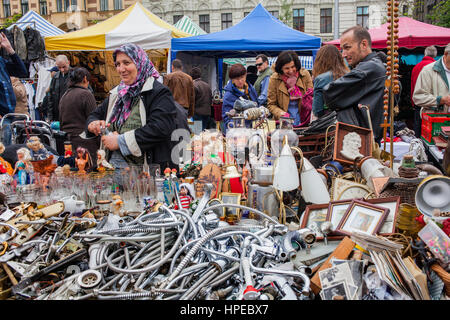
[421,113,450,143]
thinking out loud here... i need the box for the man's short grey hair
[445,43,450,53]
[55,55,69,64]
[424,46,437,57]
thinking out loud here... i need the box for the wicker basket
[295,129,336,160]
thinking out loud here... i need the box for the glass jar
[270,117,299,157]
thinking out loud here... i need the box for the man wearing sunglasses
[254,54,273,106]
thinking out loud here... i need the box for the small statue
[64,142,73,158]
[163,167,175,205]
[96,149,114,173]
[340,132,364,160]
[0,142,13,176]
[75,147,92,174]
[171,168,180,191]
[26,136,50,161]
[174,183,194,210]
[13,148,32,185]
[111,194,123,216]
[241,166,249,200]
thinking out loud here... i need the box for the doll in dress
[0,142,13,176]
[174,183,195,210]
[13,148,32,185]
[26,136,50,161]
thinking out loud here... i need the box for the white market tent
[173,15,207,36]
[7,10,65,37]
[44,2,190,51]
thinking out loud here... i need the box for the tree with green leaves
[428,0,450,27]
[1,14,23,28]
[279,0,293,27]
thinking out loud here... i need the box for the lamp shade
[300,158,331,204]
[273,143,299,191]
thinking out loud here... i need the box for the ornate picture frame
[300,203,329,240]
[333,122,372,166]
[365,196,400,235]
[336,199,389,236]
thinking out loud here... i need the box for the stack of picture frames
[300,196,401,240]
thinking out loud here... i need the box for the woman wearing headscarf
[86,43,177,171]
[267,50,313,126]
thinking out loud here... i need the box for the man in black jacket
[47,55,71,122]
[323,26,386,142]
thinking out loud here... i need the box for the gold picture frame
[219,192,242,219]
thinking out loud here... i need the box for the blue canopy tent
[171,4,321,93]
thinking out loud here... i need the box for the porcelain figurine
[26,136,50,161]
[97,149,114,173]
[75,147,91,174]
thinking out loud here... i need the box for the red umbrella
[325,17,450,49]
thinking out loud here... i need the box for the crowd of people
[0,24,449,174]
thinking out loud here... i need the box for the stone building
[0,0,136,31]
[141,0,389,41]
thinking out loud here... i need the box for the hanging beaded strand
[383,0,400,168]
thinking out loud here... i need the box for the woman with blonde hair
[311,45,349,118]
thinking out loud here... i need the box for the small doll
[163,167,175,205]
[26,136,50,161]
[174,183,195,210]
[13,148,32,185]
[111,195,124,216]
[96,149,114,173]
[64,142,73,158]
[0,142,13,176]
[241,166,249,200]
[75,147,92,174]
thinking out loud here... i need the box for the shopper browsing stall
[86,43,177,170]
[222,63,258,131]
[311,45,349,119]
[267,50,313,126]
[323,26,386,142]
[59,67,99,161]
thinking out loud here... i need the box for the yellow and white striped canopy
[45,2,190,51]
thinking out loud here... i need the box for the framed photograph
[333,122,372,166]
[331,177,372,201]
[336,199,389,236]
[365,196,400,235]
[300,203,329,240]
[321,281,351,300]
[327,200,356,233]
[220,192,241,218]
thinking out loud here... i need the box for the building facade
[0,0,136,31]
[141,0,390,41]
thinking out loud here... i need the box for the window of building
[100,0,108,11]
[293,8,305,32]
[320,8,332,33]
[56,0,62,12]
[114,0,122,10]
[221,12,232,29]
[402,5,408,15]
[173,15,183,24]
[269,10,279,18]
[3,0,11,17]
[356,6,369,29]
[244,12,250,17]
[21,0,29,14]
[39,0,47,15]
[199,14,210,33]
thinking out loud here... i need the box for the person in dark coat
[222,63,258,132]
[323,26,386,142]
[47,55,71,122]
[86,43,177,171]
[190,67,213,131]
[0,32,28,146]
[59,67,99,161]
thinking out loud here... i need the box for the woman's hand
[88,120,107,136]
[281,112,290,118]
[0,33,14,55]
[101,132,119,151]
